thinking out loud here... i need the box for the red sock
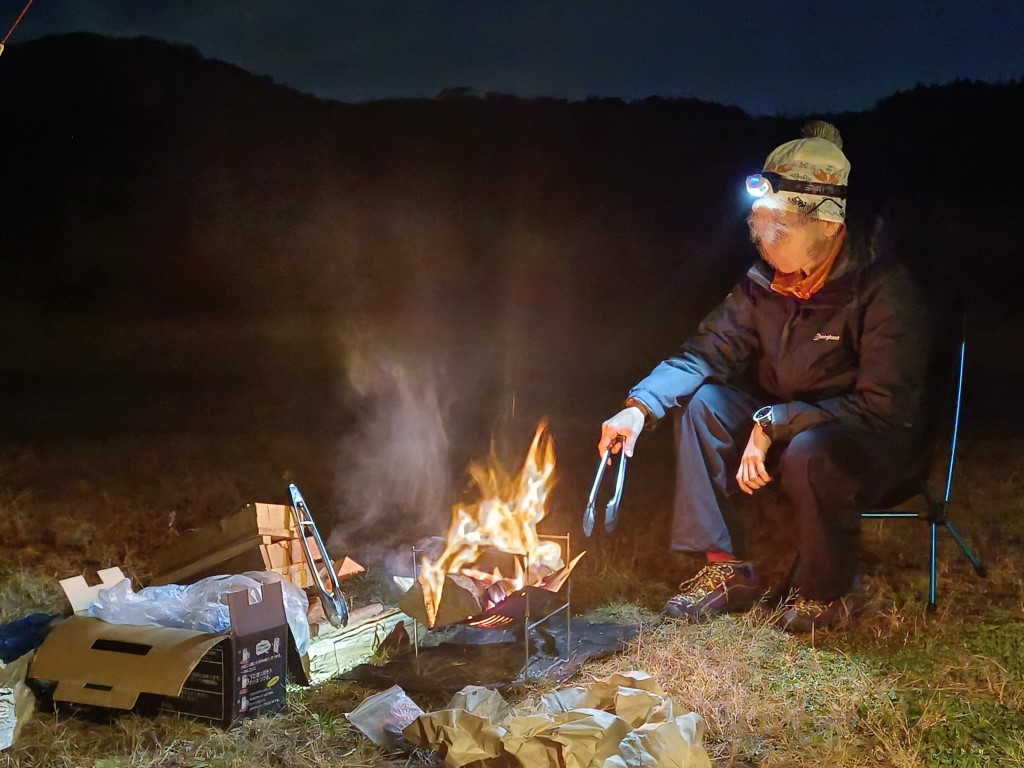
[706,551,738,563]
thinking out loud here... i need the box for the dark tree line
[3,34,1020,315]
[0,34,1020,441]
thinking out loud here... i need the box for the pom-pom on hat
[754,120,851,223]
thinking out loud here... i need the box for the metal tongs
[288,483,350,628]
[583,437,628,536]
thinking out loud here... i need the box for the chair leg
[928,521,938,613]
[943,518,988,578]
[925,516,987,614]
[920,485,987,610]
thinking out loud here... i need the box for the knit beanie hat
[747,120,850,223]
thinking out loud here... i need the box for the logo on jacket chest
[812,332,841,342]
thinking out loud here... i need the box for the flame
[417,422,563,627]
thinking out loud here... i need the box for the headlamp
[745,171,847,200]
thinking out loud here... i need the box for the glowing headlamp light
[746,173,773,197]
[745,171,847,200]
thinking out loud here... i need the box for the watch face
[754,406,772,422]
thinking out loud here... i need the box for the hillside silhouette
[0,33,1021,455]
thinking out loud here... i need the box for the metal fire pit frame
[409,533,573,677]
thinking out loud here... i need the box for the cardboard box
[153,504,299,586]
[29,581,289,728]
[59,567,127,612]
[260,541,291,569]
[253,502,296,539]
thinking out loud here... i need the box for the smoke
[322,205,543,558]
[329,327,454,551]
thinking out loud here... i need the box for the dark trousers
[672,383,911,601]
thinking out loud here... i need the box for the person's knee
[682,383,733,425]
[779,430,824,495]
[780,427,862,507]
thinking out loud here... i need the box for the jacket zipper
[780,298,800,351]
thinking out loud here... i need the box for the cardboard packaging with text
[29,580,289,728]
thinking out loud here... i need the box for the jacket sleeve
[627,284,760,422]
[770,266,931,442]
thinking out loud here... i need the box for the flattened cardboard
[59,568,127,613]
[31,618,224,709]
[152,502,363,595]
[303,606,410,686]
[29,581,288,728]
[153,504,299,585]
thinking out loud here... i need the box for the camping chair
[861,325,987,612]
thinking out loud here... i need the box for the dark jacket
[628,226,932,447]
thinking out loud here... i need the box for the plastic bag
[346,685,425,748]
[0,613,60,664]
[84,571,311,656]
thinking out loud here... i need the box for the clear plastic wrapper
[346,685,425,749]
[84,571,311,656]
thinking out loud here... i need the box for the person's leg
[776,423,902,630]
[663,383,765,619]
[778,424,874,600]
[671,382,763,555]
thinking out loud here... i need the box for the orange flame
[417,422,563,627]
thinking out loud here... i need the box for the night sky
[12,0,1024,115]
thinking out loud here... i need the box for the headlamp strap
[762,171,847,199]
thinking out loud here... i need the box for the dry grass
[5,682,435,768]
[2,435,1023,767]
[586,611,898,766]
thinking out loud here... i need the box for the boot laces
[676,563,737,600]
[792,595,831,615]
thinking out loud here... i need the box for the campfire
[399,423,584,629]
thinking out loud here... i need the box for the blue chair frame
[861,335,987,612]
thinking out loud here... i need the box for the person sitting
[598,121,931,632]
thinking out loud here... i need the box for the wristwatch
[752,405,774,438]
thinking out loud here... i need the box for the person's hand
[736,425,772,494]
[598,406,646,459]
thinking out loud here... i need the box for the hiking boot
[776,592,864,633]
[662,561,765,620]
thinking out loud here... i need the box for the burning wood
[406,423,584,628]
[398,574,489,628]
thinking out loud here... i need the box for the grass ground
[1,432,1021,767]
